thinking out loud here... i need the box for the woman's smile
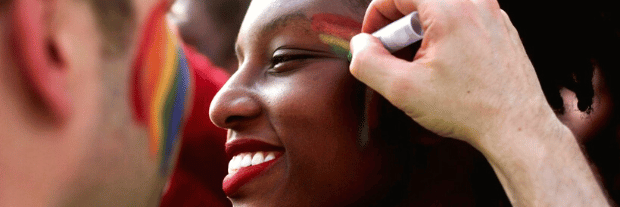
[223,138,285,196]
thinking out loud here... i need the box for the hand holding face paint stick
[349,0,610,206]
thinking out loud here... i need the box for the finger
[471,0,501,13]
[349,33,428,103]
[471,0,504,27]
[362,0,419,33]
[499,10,525,50]
[362,2,398,33]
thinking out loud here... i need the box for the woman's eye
[269,54,314,73]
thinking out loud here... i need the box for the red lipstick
[225,139,284,158]
[223,139,284,196]
[222,153,281,196]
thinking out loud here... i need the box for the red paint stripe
[131,0,171,124]
[311,13,362,40]
[143,18,165,111]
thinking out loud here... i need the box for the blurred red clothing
[160,44,230,207]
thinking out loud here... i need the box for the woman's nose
[209,86,262,129]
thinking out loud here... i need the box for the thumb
[349,33,427,104]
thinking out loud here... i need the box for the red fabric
[160,44,230,207]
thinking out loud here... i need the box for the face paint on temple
[311,13,362,61]
[131,0,194,176]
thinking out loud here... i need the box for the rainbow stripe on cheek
[311,13,362,61]
[131,2,193,176]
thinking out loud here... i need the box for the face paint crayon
[372,12,424,53]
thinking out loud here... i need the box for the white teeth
[229,155,241,173]
[264,152,275,162]
[227,151,280,174]
[241,153,252,167]
[251,152,264,165]
[233,155,242,168]
[228,158,235,174]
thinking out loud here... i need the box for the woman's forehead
[240,0,362,36]
[236,0,363,52]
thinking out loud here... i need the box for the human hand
[349,0,561,149]
[350,2,614,205]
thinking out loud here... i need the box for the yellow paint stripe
[152,28,178,135]
[318,34,350,49]
[149,25,178,156]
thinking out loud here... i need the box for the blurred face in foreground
[209,0,404,206]
[0,0,187,206]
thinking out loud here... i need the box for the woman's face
[209,0,395,206]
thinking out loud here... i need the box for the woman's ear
[10,0,71,122]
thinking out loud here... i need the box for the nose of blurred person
[209,77,262,130]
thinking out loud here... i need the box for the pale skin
[349,0,610,206]
[0,0,180,206]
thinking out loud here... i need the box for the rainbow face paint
[311,13,362,61]
[131,1,193,176]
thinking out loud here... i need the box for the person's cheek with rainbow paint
[131,0,194,177]
[311,13,377,145]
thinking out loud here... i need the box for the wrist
[480,118,575,176]
[472,99,568,163]
[474,115,609,206]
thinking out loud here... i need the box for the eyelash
[270,54,314,69]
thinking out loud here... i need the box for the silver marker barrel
[371,12,423,53]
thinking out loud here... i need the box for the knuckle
[349,50,370,79]
[348,59,362,79]
[476,0,503,19]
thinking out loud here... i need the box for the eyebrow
[261,11,309,35]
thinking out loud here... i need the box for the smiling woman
[208,0,507,206]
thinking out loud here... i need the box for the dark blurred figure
[170,0,251,73]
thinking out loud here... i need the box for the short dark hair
[87,0,136,56]
[501,1,620,114]
[345,0,372,14]
[0,0,10,8]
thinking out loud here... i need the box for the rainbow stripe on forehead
[132,1,193,176]
[311,13,362,61]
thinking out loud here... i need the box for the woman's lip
[222,154,282,196]
[225,139,284,158]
